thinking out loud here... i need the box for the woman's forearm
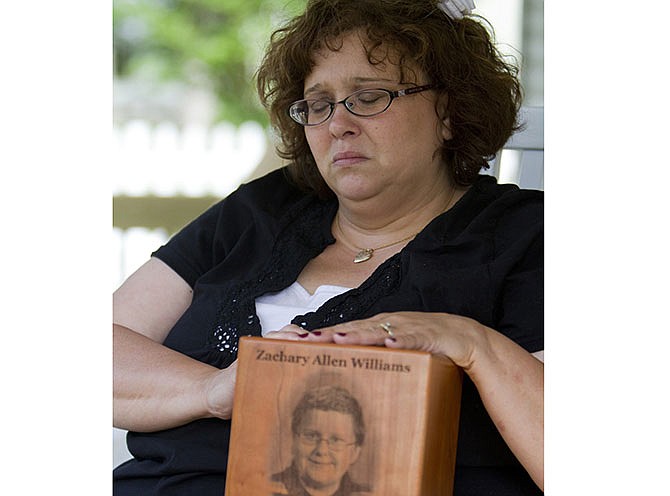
[113,324,235,432]
[467,326,544,490]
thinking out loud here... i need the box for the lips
[332,151,368,166]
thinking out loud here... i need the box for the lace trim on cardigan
[204,195,337,368]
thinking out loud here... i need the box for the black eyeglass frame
[288,84,437,126]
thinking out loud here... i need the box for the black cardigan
[114,168,543,496]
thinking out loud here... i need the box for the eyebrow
[304,77,397,97]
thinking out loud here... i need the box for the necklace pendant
[353,248,374,264]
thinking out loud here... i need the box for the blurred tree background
[113,0,307,126]
[113,0,541,127]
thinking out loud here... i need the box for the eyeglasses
[297,431,357,452]
[288,84,436,126]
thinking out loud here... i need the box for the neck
[335,178,464,249]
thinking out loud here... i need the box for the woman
[113,1,543,495]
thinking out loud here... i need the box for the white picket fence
[113,119,267,197]
[113,119,270,288]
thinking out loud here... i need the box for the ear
[350,445,362,465]
[441,116,453,141]
[437,92,452,141]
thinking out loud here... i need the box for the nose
[328,102,360,139]
[312,438,331,455]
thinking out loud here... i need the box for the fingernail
[387,337,397,342]
[336,332,347,337]
[298,332,309,338]
[312,331,322,336]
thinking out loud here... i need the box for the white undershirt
[255,281,351,335]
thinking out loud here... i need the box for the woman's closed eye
[308,100,332,115]
[354,90,386,105]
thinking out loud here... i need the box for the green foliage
[113,0,307,125]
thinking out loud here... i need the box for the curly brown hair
[256,0,523,199]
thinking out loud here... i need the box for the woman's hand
[265,312,487,371]
[203,360,238,420]
[264,324,312,341]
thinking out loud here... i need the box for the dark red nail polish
[312,331,321,336]
[336,332,347,337]
[298,332,309,338]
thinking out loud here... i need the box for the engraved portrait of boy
[271,385,371,496]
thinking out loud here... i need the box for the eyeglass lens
[298,431,353,451]
[290,89,392,126]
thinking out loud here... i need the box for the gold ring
[379,322,394,338]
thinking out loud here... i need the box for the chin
[322,169,379,197]
[331,182,380,203]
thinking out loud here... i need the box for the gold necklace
[336,187,458,264]
[336,214,420,263]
